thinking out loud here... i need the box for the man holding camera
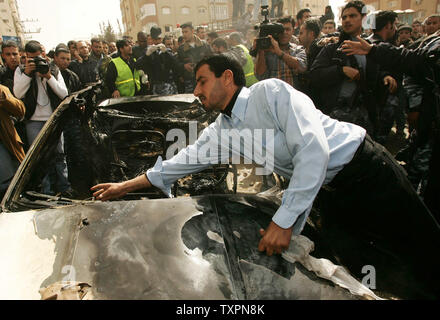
[13,40,70,196]
[254,16,307,89]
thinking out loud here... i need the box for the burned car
[0,84,439,300]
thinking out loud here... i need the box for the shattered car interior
[0,84,439,300]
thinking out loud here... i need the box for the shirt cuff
[146,156,173,198]
[272,204,312,235]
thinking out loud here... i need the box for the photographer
[254,16,307,90]
[13,40,71,196]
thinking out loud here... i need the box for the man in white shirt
[14,40,70,195]
[91,55,439,278]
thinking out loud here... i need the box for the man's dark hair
[324,19,336,28]
[137,31,147,39]
[67,40,77,48]
[55,44,70,56]
[163,35,172,42]
[25,40,42,53]
[212,38,228,49]
[341,1,366,17]
[229,32,243,44]
[116,39,130,51]
[181,22,193,30]
[297,8,311,21]
[91,38,101,45]
[102,40,108,45]
[412,19,421,25]
[196,26,205,32]
[194,55,246,87]
[278,16,296,27]
[1,40,18,51]
[304,18,322,38]
[208,32,219,39]
[373,10,398,32]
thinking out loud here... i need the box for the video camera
[31,56,50,75]
[254,4,284,51]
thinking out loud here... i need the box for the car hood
[0,195,363,300]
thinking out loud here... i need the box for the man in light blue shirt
[92,55,438,259]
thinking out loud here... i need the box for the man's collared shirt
[257,43,307,89]
[147,79,366,235]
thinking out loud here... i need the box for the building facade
[120,0,234,39]
[0,0,24,45]
[119,0,331,39]
[363,0,440,24]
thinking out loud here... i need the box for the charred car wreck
[0,84,439,300]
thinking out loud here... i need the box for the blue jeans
[26,121,71,195]
[0,142,19,196]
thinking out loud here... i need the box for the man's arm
[0,85,25,119]
[13,67,32,99]
[91,174,152,201]
[255,49,268,78]
[342,35,439,81]
[258,80,330,254]
[268,36,307,74]
[309,44,350,88]
[91,119,230,200]
[46,70,68,99]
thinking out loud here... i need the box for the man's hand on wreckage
[258,221,293,256]
[91,183,128,201]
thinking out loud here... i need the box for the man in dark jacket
[366,10,400,144]
[136,27,181,96]
[53,44,81,94]
[0,41,20,93]
[68,40,100,86]
[342,30,440,222]
[177,22,212,93]
[310,0,392,138]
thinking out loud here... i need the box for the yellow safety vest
[236,44,259,87]
[113,57,140,97]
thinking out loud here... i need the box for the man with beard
[255,16,307,90]
[68,40,100,86]
[91,55,440,298]
[132,32,149,59]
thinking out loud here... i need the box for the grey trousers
[26,120,71,195]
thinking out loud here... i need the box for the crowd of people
[0,1,439,224]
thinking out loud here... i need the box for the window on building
[416,10,426,20]
[141,3,156,18]
[181,7,190,15]
[162,7,171,15]
[165,25,172,32]
[388,1,397,8]
[198,6,207,14]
